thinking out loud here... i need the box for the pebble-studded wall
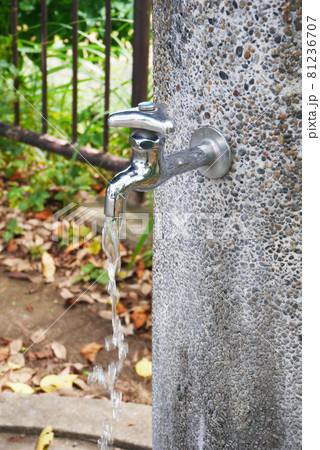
[152,0,301,448]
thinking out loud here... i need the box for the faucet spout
[104,129,164,218]
[104,163,156,218]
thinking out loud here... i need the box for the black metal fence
[0,0,151,172]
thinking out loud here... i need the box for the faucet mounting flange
[190,126,231,179]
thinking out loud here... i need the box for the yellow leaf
[88,240,101,255]
[41,252,56,280]
[36,426,54,450]
[135,358,152,378]
[6,381,34,394]
[7,354,25,370]
[40,374,78,393]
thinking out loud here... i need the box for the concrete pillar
[152,0,301,448]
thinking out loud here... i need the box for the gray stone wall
[152,0,301,448]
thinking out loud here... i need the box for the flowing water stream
[89,216,127,449]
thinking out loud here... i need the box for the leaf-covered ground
[0,203,152,405]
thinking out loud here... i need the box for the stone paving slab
[0,433,98,449]
[0,392,152,449]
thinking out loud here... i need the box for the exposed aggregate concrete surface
[152,0,301,448]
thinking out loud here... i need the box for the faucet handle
[108,102,175,135]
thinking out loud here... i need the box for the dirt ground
[0,267,152,405]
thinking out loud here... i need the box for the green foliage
[55,221,93,248]
[127,217,153,272]
[0,0,134,45]
[2,218,23,242]
[5,161,95,211]
[30,245,45,261]
[6,180,48,212]
[87,238,101,255]
[127,191,153,270]
[0,138,103,211]
[75,262,109,285]
[142,247,152,268]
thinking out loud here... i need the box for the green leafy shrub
[75,262,109,285]
[2,218,23,242]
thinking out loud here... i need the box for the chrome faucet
[105,102,231,218]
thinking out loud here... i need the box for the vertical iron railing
[5,0,151,167]
[41,0,48,134]
[104,0,111,153]
[72,0,78,144]
[132,0,151,107]
[11,0,19,126]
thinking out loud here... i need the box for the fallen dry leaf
[140,282,152,297]
[0,337,12,345]
[7,354,25,369]
[52,222,66,238]
[64,241,86,254]
[27,350,36,362]
[8,367,35,384]
[9,339,22,355]
[0,257,32,272]
[42,241,53,251]
[6,382,34,394]
[41,252,56,281]
[90,292,108,304]
[136,260,145,279]
[117,269,134,281]
[120,242,127,255]
[59,366,71,376]
[40,374,78,393]
[122,323,135,336]
[9,271,42,283]
[25,303,34,312]
[0,345,10,362]
[135,357,152,378]
[7,238,18,253]
[80,342,103,364]
[73,377,89,391]
[31,372,42,386]
[131,309,147,330]
[51,342,67,360]
[98,310,113,321]
[34,348,53,360]
[34,210,53,220]
[35,426,54,450]
[9,171,24,181]
[30,329,46,344]
[69,286,82,294]
[63,363,85,374]
[126,283,141,292]
[116,302,129,315]
[78,294,94,304]
[59,288,74,300]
